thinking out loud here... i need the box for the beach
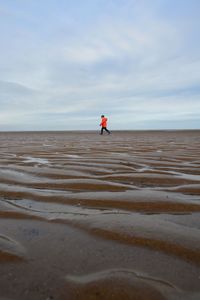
[0,130,200,300]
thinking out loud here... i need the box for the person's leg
[105,127,110,134]
[100,127,104,135]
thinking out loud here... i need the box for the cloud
[0,0,200,130]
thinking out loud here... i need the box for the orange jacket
[100,117,107,127]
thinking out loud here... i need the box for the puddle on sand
[22,156,49,164]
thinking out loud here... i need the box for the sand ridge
[0,130,200,300]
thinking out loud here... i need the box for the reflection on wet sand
[0,130,200,300]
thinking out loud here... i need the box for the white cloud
[0,0,199,130]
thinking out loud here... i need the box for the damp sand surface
[0,130,200,300]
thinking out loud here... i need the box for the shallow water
[0,130,200,300]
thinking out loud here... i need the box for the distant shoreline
[0,129,200,134]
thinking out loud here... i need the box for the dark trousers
[100,127,110,135]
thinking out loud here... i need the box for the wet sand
[0,130,200,300]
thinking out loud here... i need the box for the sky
[0,0,200,131]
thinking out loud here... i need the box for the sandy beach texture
[0,130,200,300]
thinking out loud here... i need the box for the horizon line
[0,129,200,133]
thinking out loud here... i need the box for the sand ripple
[0,131,200,300]
[0,234,25,262]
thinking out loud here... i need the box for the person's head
[101,115,104,118]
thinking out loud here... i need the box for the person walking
[100,115,111,135]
